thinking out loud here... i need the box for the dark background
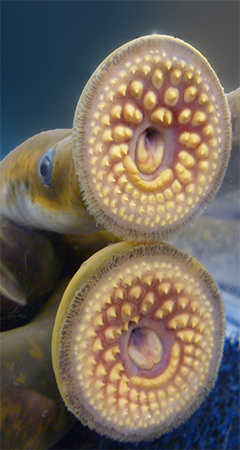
[1,1,239,159]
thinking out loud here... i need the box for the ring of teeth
[73,35,230,241]
[57,244,224,441]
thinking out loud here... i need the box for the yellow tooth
[122,321,129,331]
[152,68,164,89]
[86,355,97,367]
[117,83,127,96]
[124,104,143,124]
[121,303,133,319]
[179,132,201,148]
[157,390,166,401]
[157,282,171,295]
[171,68,182,84]
[106,306,118,321]
[184,86,197,102]
[177,329,195,342]
[113,162,125,176]
[92,125,101,136]
[95,392,104,402]
[129,80,144,99]
[101,155,110,169]
[171,179,182,193]
[130,388,139,402]
[189,315,200,328]
[198,93,209,105]
[150,107,173,126]
[113,126,132,142]
[97,102,106,111]
[139,391,147,404]
[129,285,143,299]
[184,344,195,355]
[178,108,192,124]
[103,345,120,363]
[129,315,141,324]
[95,379,105,390]
[195,143,209,158]
[93,112,100,120]
[102,129,113,142]
[114,288,124,300]
[107,173,116,184]
[154,299,175,318]
[164,87,179,106]
[140,291,155,312]
[142,274,153,286]
[203,124,214,137]
[118,398,128,408]
[109,362,124,382]
[199,161,210,173]
[192,111,207,126]
[141,404,149,414]
[184,70,193,81]
[85,327,97,339]
[178,151,195,169]
[92,336,104,353]
[130,65,138,75]
[102,293,112,305]
[111,105,122,120]
[178,297,189,309]
[95,363,107,378]
[143,91,157,110]
[129,402,139,414]
[118,376,130,395]
[101,115,111,126]
[104,326,121,342]
[93,314,104,328]
[141,65,151,76]
[168,313,190,329]
[195,76,202,85]
[106,384,117,396]
[95,142,103,155]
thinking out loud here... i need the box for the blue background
[1,1,239,158]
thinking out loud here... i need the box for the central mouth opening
[135,127,165,176]
[127,327,163,370]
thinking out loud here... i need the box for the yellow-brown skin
[0,129,97,234]
[52,241,225,443]
[1,277,75,450]
[73,35,231,242]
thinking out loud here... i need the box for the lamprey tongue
[52,241,225,442]
[73,34,231,242]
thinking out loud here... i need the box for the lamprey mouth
[73,34,231,242]
[52,242,225,442]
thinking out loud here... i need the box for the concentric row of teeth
[83,46,224,233]
[73,255,215,429]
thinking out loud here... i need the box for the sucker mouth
[73,34,231,241]
[53,241,225,442]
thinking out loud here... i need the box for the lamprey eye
[52,242,225,442]
[73,34,231,242]
[38,148,54,187]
